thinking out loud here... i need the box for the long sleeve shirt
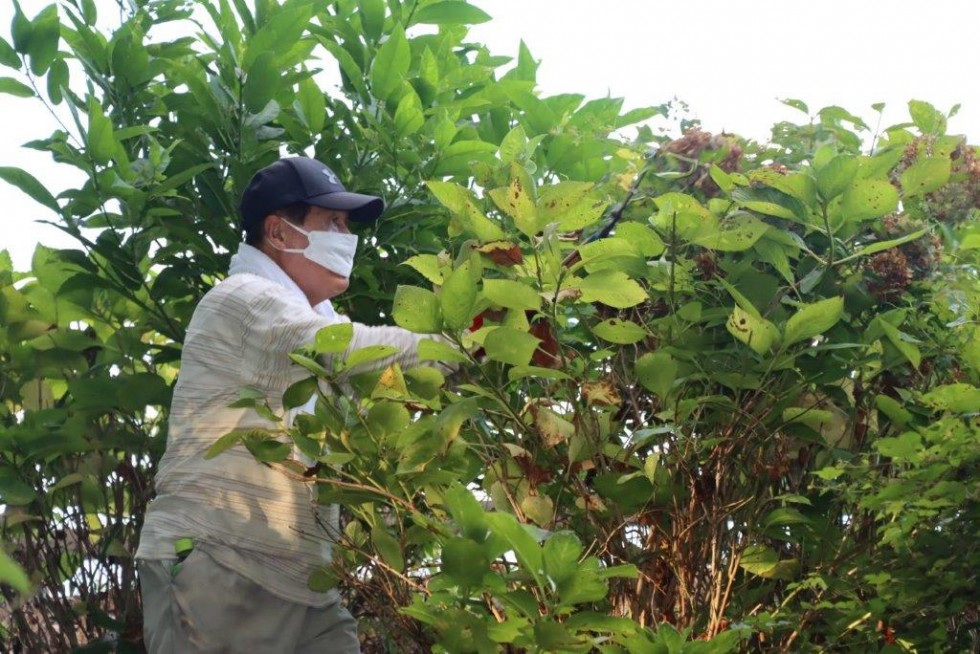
[136,246,435,606]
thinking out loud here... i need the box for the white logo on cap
[321,169,340,185]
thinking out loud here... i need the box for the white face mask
[274,220,358,278]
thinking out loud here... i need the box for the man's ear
[263,214,286,248]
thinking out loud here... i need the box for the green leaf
[816,155,860,202]
[110,28,149,85]
[86,96,116,165]
[314,323,354,354]
[244,435,291,463]
[740,545,797,580]
[878,320,921,368]
[342,345,399,370]
[283,376,318,409]
[483,326,540,367]
[485,512,544,588]
[644,454,660,484]
[908,99,946,135]
[0,549,30,593]
[782,407,835,432]
[0,36,19,68]
[732,186,807,222]
[784,297,844,346]
[761,507,812,530]
[308,565,339,592]
[0,76,32,97]
[433,140,500,178]
[204,430,246,459]
[418,338,469,364]
[426,180,506,242]
[290,353,331,378]
[726,305,780,355]
[754,238,795,284]
[781,98,809,113]
[315,36,369,100]
[357,0,386,40]
[371,526,404,571]
[875,432,921,460]
[444,483,489,541]
[836,228,929,265]
[709,164,733,193]
[921,383,980,413]
[0,166,59,213]
[27,5,59,76]
[498,124,528,163]
[116,372,170,410]
[875,394,914,426]
[717,277,763,320]
[81,0,97,24]
[410,1,492,25]
[244,51,279,113]
[297,76,326,135]
[440,259,479,331]
[613,222,665,257]
[46,57,67,104]
[543,531,583,586]
[402,254,445,285]
[841,179,899,222]
[591,318,647,344]
[11,2,32,53]
[577,271,647,309]
[0,467,35,506]
[482,279,541,311]
[691,214,769,252]
[635,351,677,399]
[750,170,817,206]
[392,285,442,333]
[370,23,409,101]
[393,89,424,137]
[900,157,951,197]
[441,537,488,587]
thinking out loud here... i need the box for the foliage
[1,1,978,653]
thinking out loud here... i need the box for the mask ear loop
[268,218,312,253]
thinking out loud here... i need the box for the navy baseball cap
[240,157,384,230]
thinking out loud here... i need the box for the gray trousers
[138,548,359,653]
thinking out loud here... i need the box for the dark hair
[243,202,311,246]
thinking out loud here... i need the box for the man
[136,157,434,653]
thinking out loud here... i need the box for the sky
[2,0,979,270]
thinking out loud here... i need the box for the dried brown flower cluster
[866,213,944,301]
[662,128,743,197]
[895,137,980,225]
[922,143,980,225]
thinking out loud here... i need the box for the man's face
[270,206,353,306]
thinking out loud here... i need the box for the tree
[1,1,977,652]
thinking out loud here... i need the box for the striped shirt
[136,252,433,606]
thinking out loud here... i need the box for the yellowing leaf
[582,380,622,407]
[726,305,780,355]
[841,180,899,222]
[591,318,647,344]
[483,278,541,311]
[531,405,575,447]
[577,271,647,309]
[488,170,538,236]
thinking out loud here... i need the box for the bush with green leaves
[1,1,978,652]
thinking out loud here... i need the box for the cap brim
[308,191,384,223]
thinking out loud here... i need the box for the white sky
[2,0,978,270]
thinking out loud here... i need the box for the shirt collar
[227,243,343,321]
